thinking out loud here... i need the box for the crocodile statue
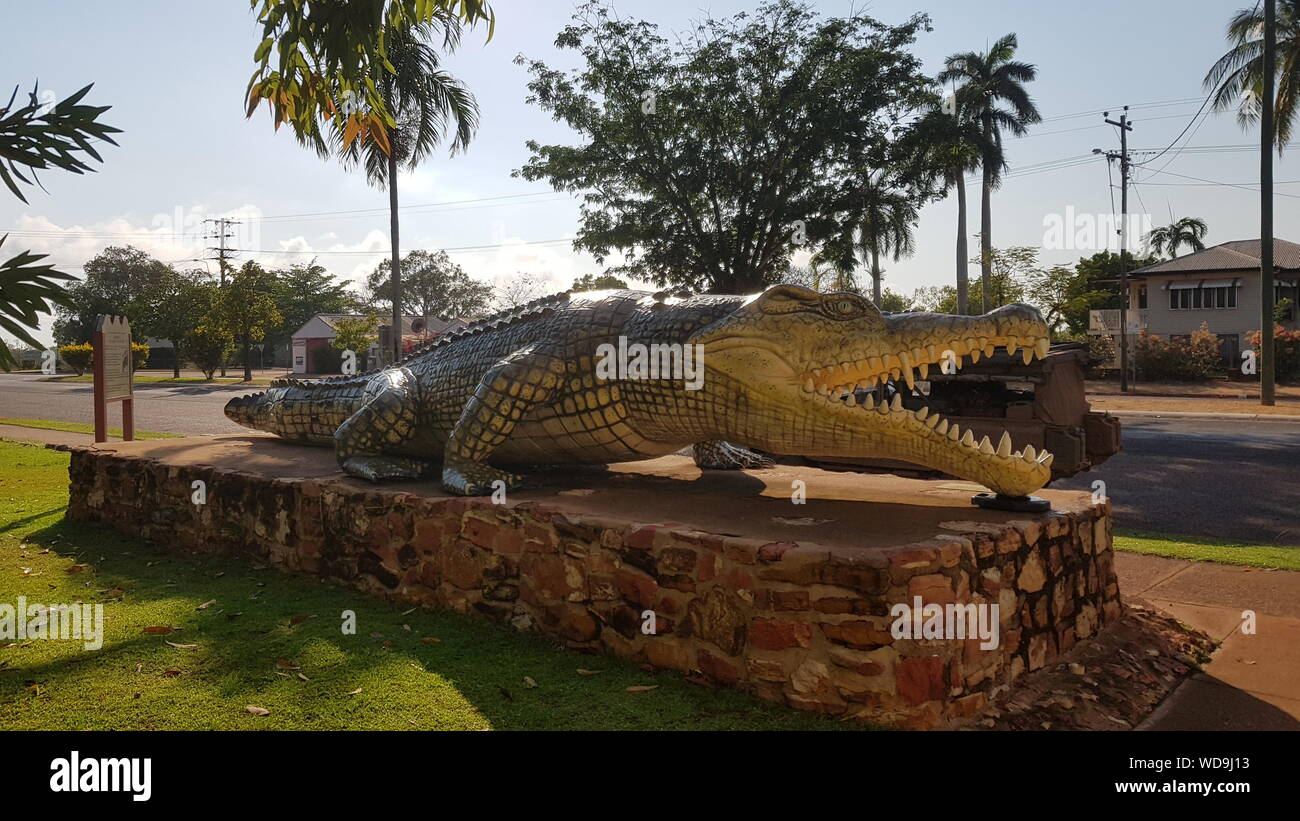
[225,285,1055,497]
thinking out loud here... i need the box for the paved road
[1053,418,1300,546]
[2,374,1295,544]
[0,373,249,435]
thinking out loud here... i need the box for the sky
[2,0,1293,345]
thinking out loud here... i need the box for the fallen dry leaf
[274,659,300,670]
[576,669,602,676]
[196,600,217,611]
[64,564,87,574]
[419,637,441,645]
[245,705,270,716]
[346,688,363,696]
[523,676,538,688]
[142,626,175,634]
[289,614,315,625]
[164,641,198,649]
[297,672,310,682]
[626,685,659,693]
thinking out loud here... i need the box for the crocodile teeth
[925,413,941,429]
[844,393,856,407]
[1006,336,1019,356]
[966,338,978,354]
[984,343,995,357]
[927,344,938,361]
[885,354,902,372]
[1023,444,1037,462]
[817,383,830,396]
[899,351,913,370]
[803,377,815,393]
[1036,338,1050,359]
[903,368,916,390]
[868,356,883,373]
[978,435,995,455]
[862,393,875,409]
[1022,347,1033,365]
[914,406,929,421]
[1038,452,1054,468]
[997,431,1013,458]
[961,430,975,447]
[890,393,903,411]
[918,362,929,380]
[935,419,949,436]
[948,423,961,442]
[970,347,981,364]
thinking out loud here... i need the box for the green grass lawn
[0,417,180,440]
[1115,530,1300,572]
[0,440,852,731]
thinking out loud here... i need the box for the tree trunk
[171,338,181,379]
[956,176,969,315]
[980,156,993,315]
[242,333,251,382]
[388,151,402,364]
[871,249,882,304]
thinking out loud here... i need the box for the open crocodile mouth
[797,331,1054,496]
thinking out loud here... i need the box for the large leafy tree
[1062,249,1161,335]
[265,261,360,356]
[246,0,492,153]
[572,273,628,291]
[1146,216,1209,258]
[366,249,493,318]
[0,82,119,369]
[135,268,218,377]
[939,33,1041,313]
[1204,0,1300,150]
[209,261,283,381]
[516,0,939,294]
[52,246,173,344]
[308,21,479,362]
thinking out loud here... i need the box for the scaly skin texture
[225,285,1054,496]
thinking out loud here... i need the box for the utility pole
[204,217,240,286]
[205,217,240,377]
[1101,107,1134,392]
[1261,0,1277,406]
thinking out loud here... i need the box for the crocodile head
[689,284,1054,496]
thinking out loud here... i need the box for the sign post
[92,314,135,442]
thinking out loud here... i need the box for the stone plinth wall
[66,447,1119,729]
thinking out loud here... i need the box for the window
[1169,283,1237,310]
[1138,285,1148,309]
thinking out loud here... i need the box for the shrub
[185,326,234,380]
[1248,326,1300,383]
[58,343,93,376]
[131,342,150,370]
[1134,323,1224,381]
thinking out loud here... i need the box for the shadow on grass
[1,517,862,731]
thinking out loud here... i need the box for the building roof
[1127,238,1300,278]
[293,314,471,339]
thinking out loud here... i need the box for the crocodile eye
[822,296,867,319]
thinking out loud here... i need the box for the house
[290,314,472,374]
[1089,238,1300,365]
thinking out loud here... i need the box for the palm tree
[920,104,990,314]
[938,34,1041,313]
[855,171,917,305]
[1146,217,1209,258]
[1204,1,1300,151]
[308,20,479,362]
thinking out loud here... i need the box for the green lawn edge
[0,417,181,440]
[1114,529,1300,571]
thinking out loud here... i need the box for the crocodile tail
[225,377,368,442]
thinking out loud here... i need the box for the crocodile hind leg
[693,440,775,470]
[442,346,563,495]
[335,377,429,481]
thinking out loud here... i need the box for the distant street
[1052,418,1300,546]
[0,373,249,435]
[1,374,1296,545]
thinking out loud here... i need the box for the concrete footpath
[3,426,1296,730]
[1120,553,1300,730]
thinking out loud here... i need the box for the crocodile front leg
[693,440,775,470]
[335,372,430,481]
[442,345,564,495]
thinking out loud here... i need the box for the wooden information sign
[92,314,135,442]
